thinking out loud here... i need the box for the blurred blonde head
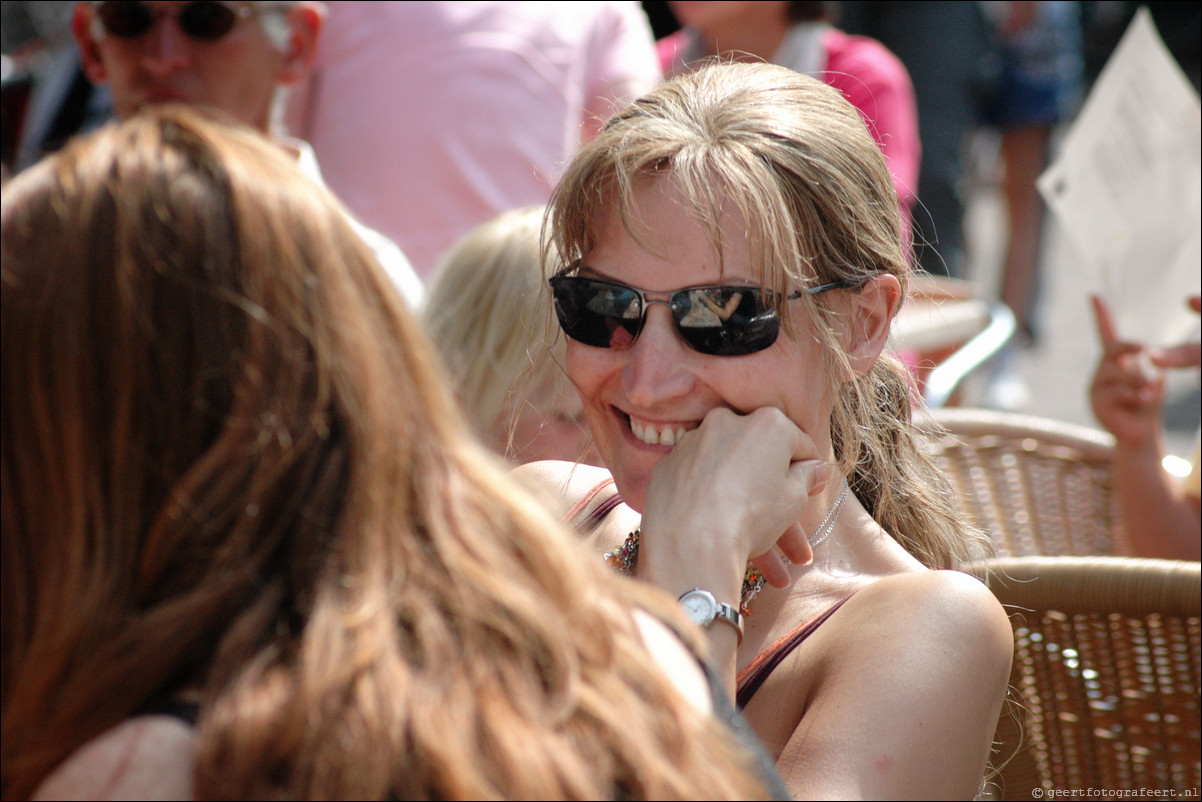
[424,205,599,465]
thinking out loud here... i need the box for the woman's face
[564,177,837,512]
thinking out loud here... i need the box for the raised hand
[637,406,830,603]
[1089,294,1200,449]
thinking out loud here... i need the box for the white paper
[1037,7,1201,347]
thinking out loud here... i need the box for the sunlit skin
[72,1,313,132]
[565,175,836,517]
[1089,294,1202,559]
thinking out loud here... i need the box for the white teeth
[630,418,686,446]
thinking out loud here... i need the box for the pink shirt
[288,1,662,280]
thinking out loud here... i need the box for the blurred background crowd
[3,0,1198,458]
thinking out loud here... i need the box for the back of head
[0,101,446,795]
[549,61,989,567]
[2,106,772,800]
[423,207,562,445]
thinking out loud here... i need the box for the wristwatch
[677,588,743,644]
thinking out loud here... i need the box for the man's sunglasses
[95,1,255,42]
[548,273,850,357]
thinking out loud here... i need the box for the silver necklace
[807,480,850,549]
[743,479,850,611]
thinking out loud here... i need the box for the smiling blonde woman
[524,61,1013,799]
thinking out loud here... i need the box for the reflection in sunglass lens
[97,2,241,42]
[676,287,781,356]
[549,278,642,349]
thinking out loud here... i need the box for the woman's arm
[518,409,832,694]
[637,407,830,691]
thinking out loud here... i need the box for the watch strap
[678,588,744,644]
[710,599,743,643]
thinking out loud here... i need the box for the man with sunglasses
[280,1,662,280]
[70,0,424,307]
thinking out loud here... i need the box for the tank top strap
[736,594,855,710]
[565,476,622,532]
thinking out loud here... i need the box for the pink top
[287,1,662,280]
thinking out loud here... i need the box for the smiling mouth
[627,415,691,447]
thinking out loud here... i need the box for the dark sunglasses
[95,1,255,42]
[548,273,850,357]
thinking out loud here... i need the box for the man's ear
[72,2,108,85]
[275,3,325,87]
[843,274,902,375]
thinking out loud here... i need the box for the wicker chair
[970,556,1201,800]
[917,408,1127,557]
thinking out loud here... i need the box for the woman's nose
[141,17,192,73]
[621,304,697,407]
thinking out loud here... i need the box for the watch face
[679,590,715,624]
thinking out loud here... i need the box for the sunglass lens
[179,1,238,40]
[96,1,238,41]
[551,278,643,349]
[675,287,780,356]
[97,2,154,38]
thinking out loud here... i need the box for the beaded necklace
[604,481,850,616]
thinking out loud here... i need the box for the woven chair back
[918,408,1126,556]
[971,556,1201,799]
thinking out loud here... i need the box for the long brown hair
[546,61,992,568]
[1,106,773,800]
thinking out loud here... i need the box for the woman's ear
[843,275,902,375]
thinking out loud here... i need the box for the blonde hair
[1,106,774,800]
[546,61,992,568]
[423,205,589,461]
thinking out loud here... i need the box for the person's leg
[998,123,1050,344]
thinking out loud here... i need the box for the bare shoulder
[769,569,1014,797]
[512,459,622,523]
[514,460,640,550]
[632,609,714,716]
[32,716,194,801]
[512,459,614,502]
[841,568,1013,659]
